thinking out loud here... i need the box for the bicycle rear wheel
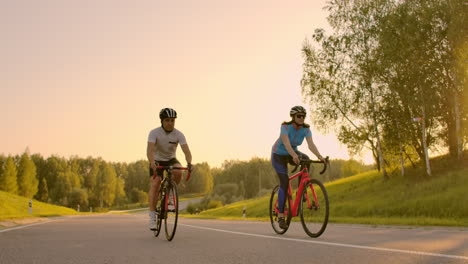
[300,179,329,238]
[269,185,292,234]
[164,181,179,241]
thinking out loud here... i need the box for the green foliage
[213,183,238,197]
[302,0,467,178]
[68,188,89,210]
[213,158,277,199]
[53,169,73,205]
[82,158,100,191]
[113,177,127,206]
[185,202,197,214]
[196,156,468,226]
[43,156,67,203]
[0,150,375,216]
[95,163,117,207]
[37,177,49,202]
[130,188,148,204]
[31,154,47,201]
[207,200,223,209]
[323,159,374,182]
[183,162,213,194]
[0,157,18,194]
[17,152,38,198]
[183,197,223,214]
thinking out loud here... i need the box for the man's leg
[148,175,162,230]
[172,163,183,184]
[149,176,162,211]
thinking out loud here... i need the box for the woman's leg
[271,153,289,215]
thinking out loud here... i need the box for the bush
[207,200,223,209]
[186,202,196,214]
[68,188,88,211]
[130,188,148,204]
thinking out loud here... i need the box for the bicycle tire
[300,179,329,238]
[153,208,163,237]
[153,189,164,237]
[269,185,292,235]
[164,180,179,241]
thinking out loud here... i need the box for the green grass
[180,192,206,200]
[185,158,468,227]
[0,191,78,221]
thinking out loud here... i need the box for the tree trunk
[454,93,463,160]
[397,124,405,177]
[421,106,432,177]
[369,85,389,180]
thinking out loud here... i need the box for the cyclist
[147,107,192,230]
[271,105,325,229]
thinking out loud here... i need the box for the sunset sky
[1,1,373,167]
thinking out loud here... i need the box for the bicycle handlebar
[153,166,192,182]
[291,156,329,174]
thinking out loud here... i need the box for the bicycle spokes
[300,180,329,238]
[164,183,179,241]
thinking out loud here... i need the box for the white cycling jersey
[148,127,187,161]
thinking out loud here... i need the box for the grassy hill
[186,155,468,227]
[0,191,78,221]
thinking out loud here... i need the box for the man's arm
[147,142,157,169]
[180,144,192,165]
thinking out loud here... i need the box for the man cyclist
[271,106,325,229]
[147,107,192,230]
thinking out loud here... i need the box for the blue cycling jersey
[272,123,312,155]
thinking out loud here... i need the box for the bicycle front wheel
[153,205,163,237]
[300,179,329,238]
[269,185,292,234]
[164,181,179,241]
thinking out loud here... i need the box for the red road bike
[153,165,191,241]
[270,157,329,238]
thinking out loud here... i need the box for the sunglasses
[296,114,306,119]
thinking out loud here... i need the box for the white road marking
[181,224,468,261]
[0,221,56,233]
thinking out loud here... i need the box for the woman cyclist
[271,105,325,229]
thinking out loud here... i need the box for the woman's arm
[280,134,299,164]
[306,136,324,161]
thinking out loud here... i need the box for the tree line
[0,151,371,211]
[0,152,212,211]
[301,0,467,179]
[184,157,372,213]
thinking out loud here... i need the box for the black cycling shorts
[149,158,181,178]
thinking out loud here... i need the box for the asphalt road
[0,214,467,264]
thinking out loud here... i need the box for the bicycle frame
[155,166,190,211]
[286,168,319,217]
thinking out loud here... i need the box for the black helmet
[290,106,306,117]
[159,108,177,120]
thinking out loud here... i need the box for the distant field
[0,191,77,221]
[185,160,468,227]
